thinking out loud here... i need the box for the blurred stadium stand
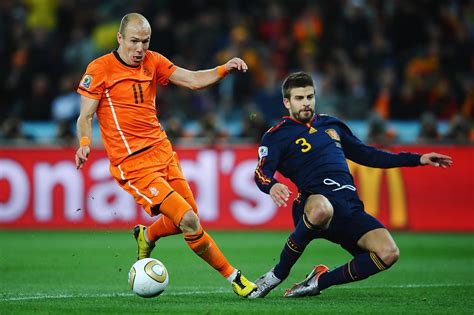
[0,0,473,146]
[13,119,451,146]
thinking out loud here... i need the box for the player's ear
[117,32,123,45]
[283,98,291,110]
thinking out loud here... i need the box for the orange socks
[184,227,235,278]
[146,216,181,242]
[146,213,235,279]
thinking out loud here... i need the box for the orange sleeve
[77,59,106,100]
[151,51,177,86]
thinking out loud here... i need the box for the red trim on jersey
[255,158,272,185]
[268,120,286,134]
[282,115,315,126]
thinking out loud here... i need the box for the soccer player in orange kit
[74,13,256,297]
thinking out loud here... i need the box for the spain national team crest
[81,75,92,89]
[325,128,340,141]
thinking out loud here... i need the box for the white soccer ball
[128,258,169,298]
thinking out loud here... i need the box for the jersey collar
[113,50,140,68]
[282,115,316,127]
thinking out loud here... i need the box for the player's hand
[270,183,292,207]
[224,57,248,73]
[75,146,90,169]
[420,152,453,168]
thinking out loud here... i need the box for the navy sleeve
[339,122,422,168]
[254,133,282,194]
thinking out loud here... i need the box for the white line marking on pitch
[0,283,471,302]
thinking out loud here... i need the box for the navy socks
[318,252,389,290]
[273,214,316,280]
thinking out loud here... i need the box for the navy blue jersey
[255,115,422,195]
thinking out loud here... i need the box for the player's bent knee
[379,245,400,266]
[179,210,201,234]
[305,194,333,228]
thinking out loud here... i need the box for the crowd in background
[0,0,473,145]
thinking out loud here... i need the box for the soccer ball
[128,258,169,298]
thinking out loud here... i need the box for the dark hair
[281,72,315,99]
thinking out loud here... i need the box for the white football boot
[283,265,329,298]
[248,269,282,298]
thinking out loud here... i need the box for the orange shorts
[109,139,197,226]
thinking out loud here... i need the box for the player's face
[117,21,151,66]
[284,86,315,123]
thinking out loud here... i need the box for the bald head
[116,13,151,66]
[119,13,151,37]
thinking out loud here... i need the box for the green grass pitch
[0,230,473,314]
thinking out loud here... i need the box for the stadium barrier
[0,145,472,231]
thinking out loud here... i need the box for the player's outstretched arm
[169,57,248,90]
[75,96,99,169]
[420,152,453,168]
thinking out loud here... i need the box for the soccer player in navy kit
[249,72,452,298]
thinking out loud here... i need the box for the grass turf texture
[0,230,473,314]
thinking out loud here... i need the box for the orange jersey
[77,50,177,165]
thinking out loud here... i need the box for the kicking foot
[231,270,257,297]
[133,224,155,260]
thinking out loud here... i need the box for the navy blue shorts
[292,190,385,256]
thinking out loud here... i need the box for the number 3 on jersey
[295,138,312,152]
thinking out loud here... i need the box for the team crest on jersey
[81,75,92,89]
[258,146,268,159]
[143,67,151,76]
[325,129,340,141]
